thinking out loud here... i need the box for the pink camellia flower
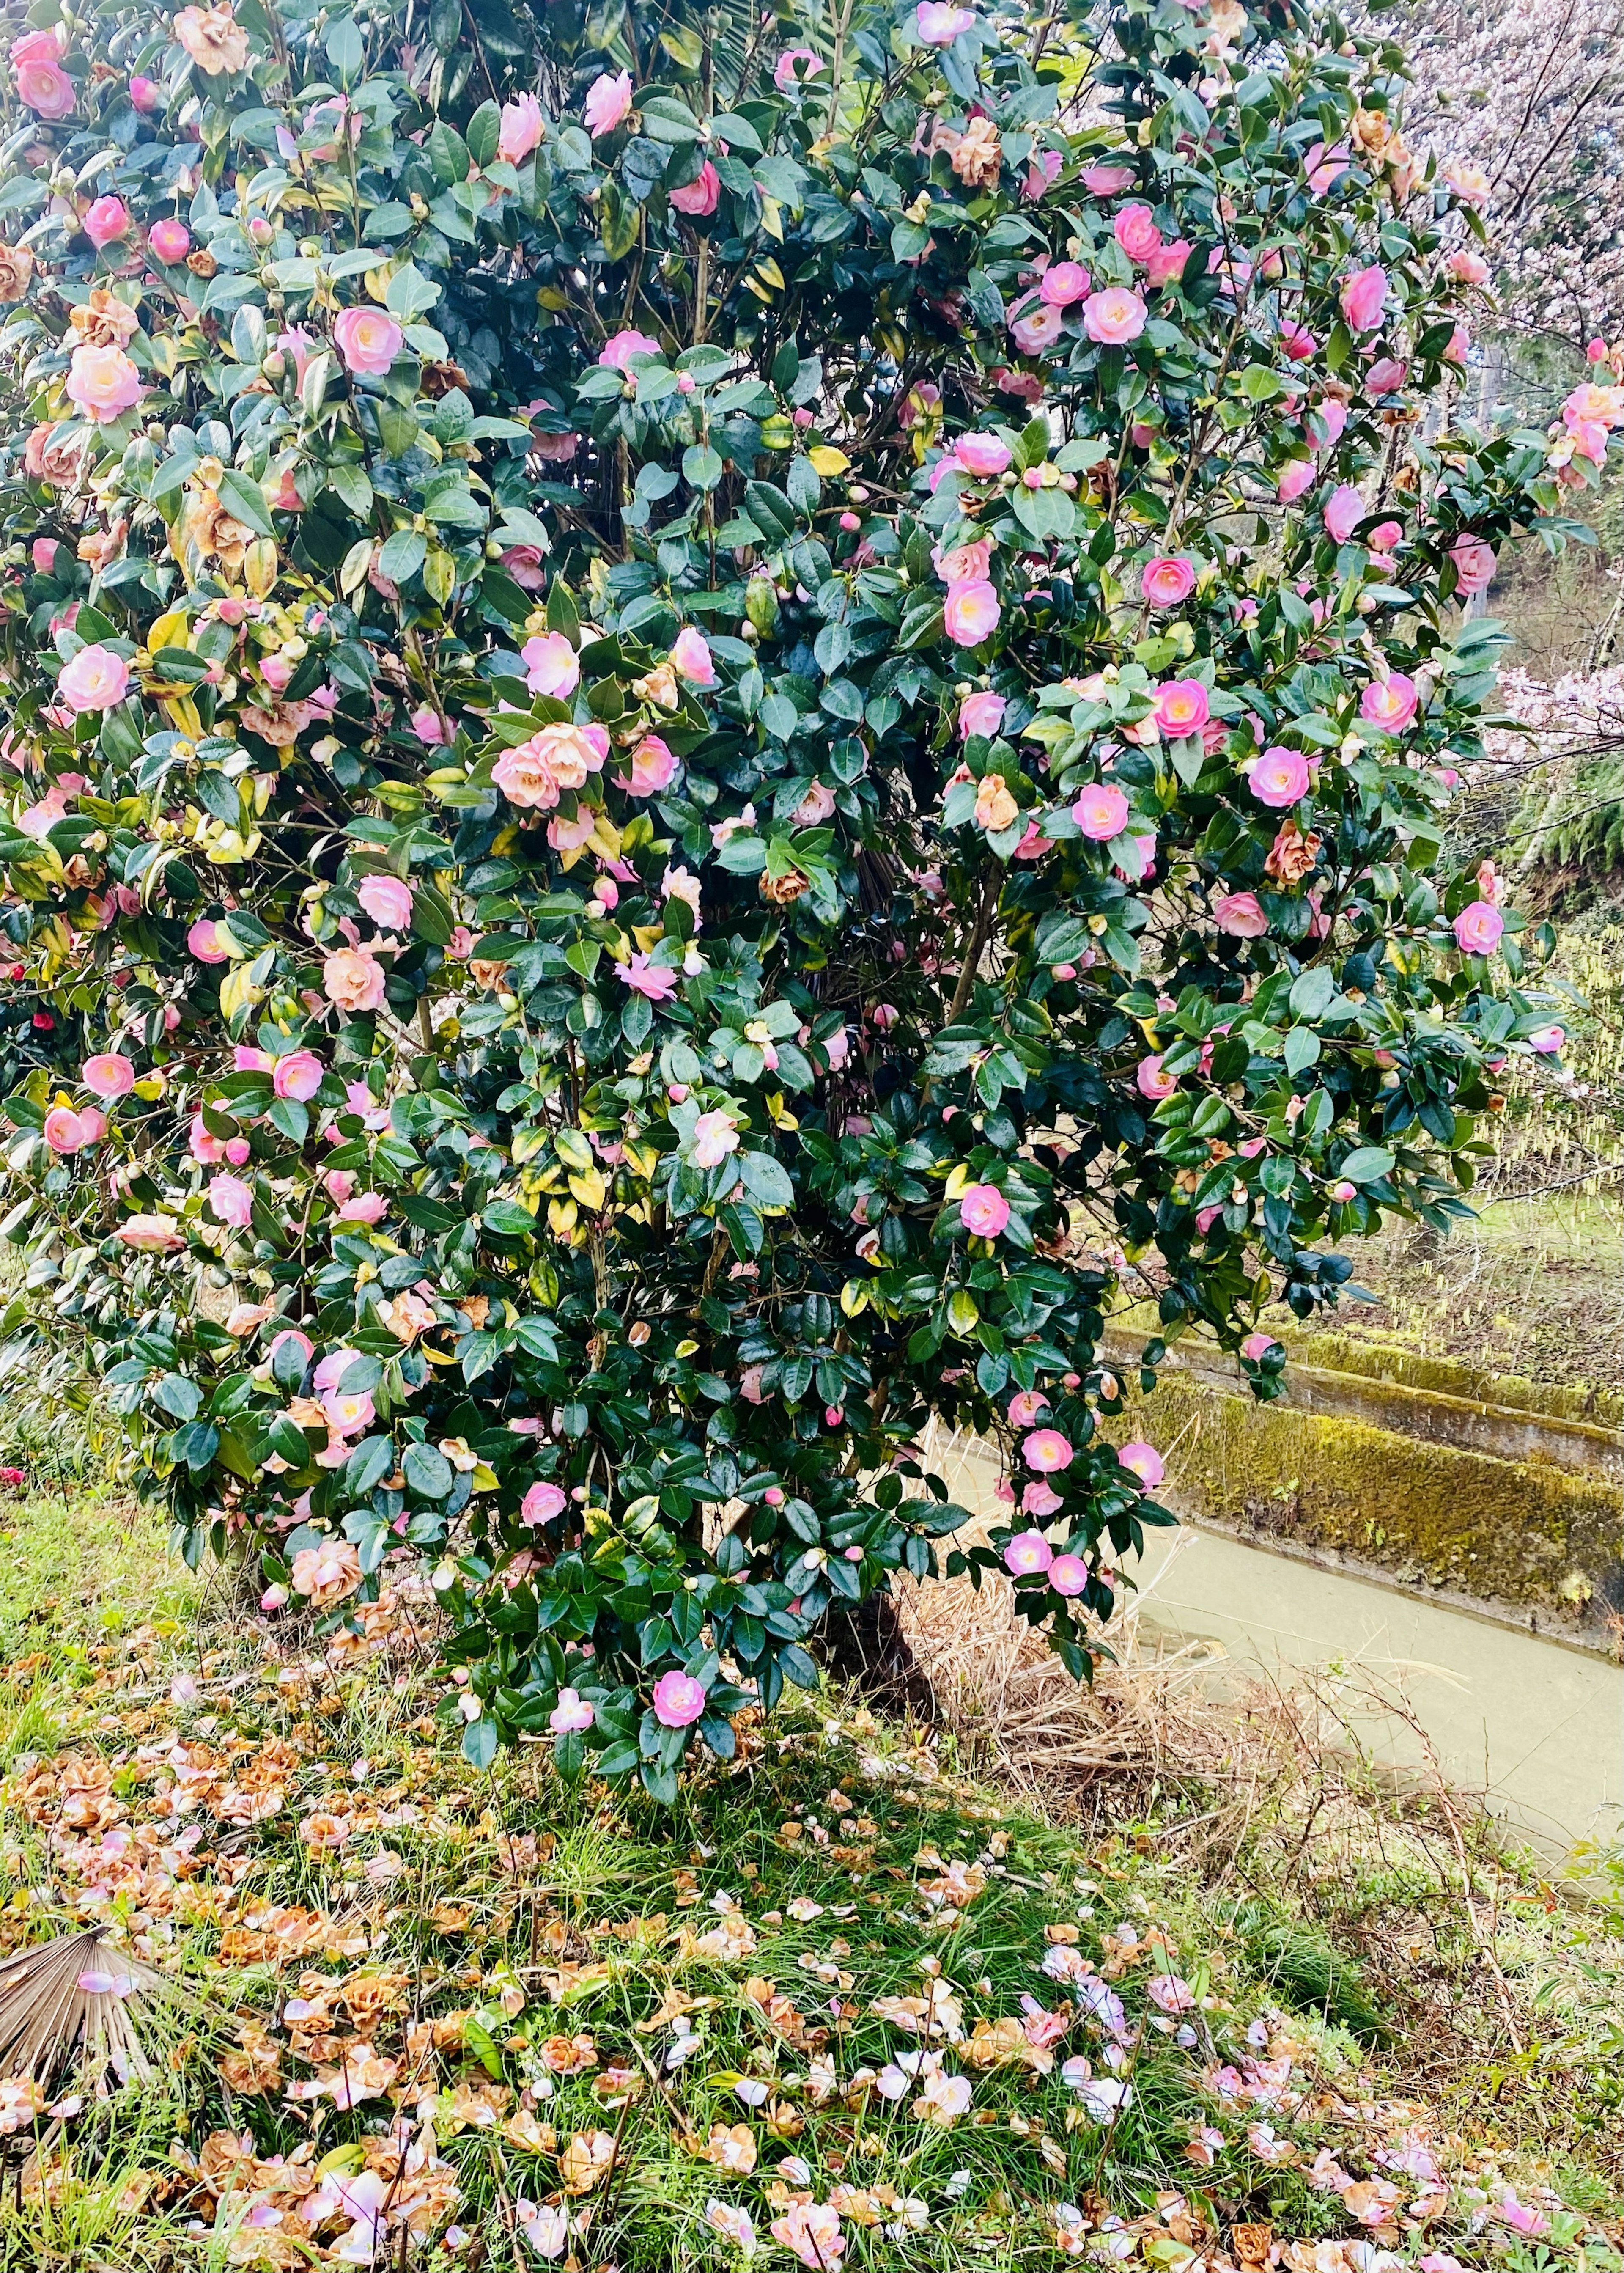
[1278,321,1317,361]
[670,627,714,686]
[336,1190,387,1224]
[16,52,74,118]
[82,195,129,249]
[1118,1440,1165,1487]
[959,1183,1010,1238]
[1072,782,1130,841]
[954,432,1012,477]
[1140,555,1196,607]
[1339,263,1388,333]
[549,1688,595,1734]
[1008,297,1064,354]
[1276,459,1315,505]
[584,67,633,134]
[599,327,661,373]
[57,643,130,712]
[1449,538,1497,596]
[272,1049,324,1102]
[522,1481,568,1524]
[499,544,546,591]
[1360,673,1418,732]
[618,953,680,1001]
[943,579,1000,646]
[1241,1332,1279,1363]
[1452,899,1504,954]
[1447,247,1490,286]
[323,945,387,1013]
[772,47,824,91]
[1024,148,1063,200]
[1365,355,1407,396]
[1250,747,1311,808]
[623,734,678,796]
[916,0,974,41]
[1023,1479,1062,1518]
[117,1213,185,1252]
[66,342,141,423]
[1004,1530,1053,1577]
[1324,484,1365,544]
[1084,162,1135,195]
[1329,1178,1357,1203]
[333,306,402,377]
[1048,1553,1089,1596]
[148,217,191,263]
[357,874,413,930]
[1039,260,1090,308]
[1214,891,1267,938]
[958,690,1005,740]
[497,91,543,165]
[1527,1024,1564,1053]
[1082,286,1147,344]
[44,1105,99,1154]
[652,1669,709,1727]
[83,1053,135,1099]
[1113,203,1163,264]
[521,631,580,697]
[1153,679,1209,737]
[1136,1053,1177,1100]
[208,1173,255,1227]
[691,1109,741,1170]
[670,160,720,217]
[187,918,228,963]
[1023,1428,1073,1473]
[1007,1389,1049,1427]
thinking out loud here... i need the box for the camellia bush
[0,0,1616,1795]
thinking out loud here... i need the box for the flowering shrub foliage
[0,0,1617,1794]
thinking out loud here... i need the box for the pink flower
[954,432,1012,477]
[1008,297,1064,354]
[57,644,130,712]
[1452,899,1503,954]
[1118,1440,1164,1487]
[521,631,580,697]
[1448,248,1489,286]
[500,543,547,591]
[1023,1428,1073,1473]
[1140,555,1196,607]
[670,160,720,217]
[357,874,413,930]
[1144,238,1192,287]
[1023,1479,1062,1517]
[1083,163,1135,195]
[1324,484,1365,544]
[772,47,824,91]
[618,953,680,1001]
[1024,148,1063,200]
[1528,1024,1564,1053]
[336,1190,387,1224]
[1250,747,1311,808]
[17,55,74,117]
[1339,263,1388,333]
[522,1481,568,1524]
[622,734,678,795]
[1449,538,1496,596]
[1278,321,1317,361]
[943,579,1000,646]
[497,91,543,165]
[82,1053,134,1099]
[670,627,714,686]
[1360,673,1418,732]
[1082,287,1146,344]
[1366,355,1407,396]
[1241,1332,1279,1362]
[599,327,661,372]
[272,1049,324,1102]
[82,195,129,249]
[958,690,1005,739]
[116,1213,185,1252]
[1007,1391,1049,1429]
[1276,459,1315,505]
[583,68,633,135]
[1004,1530,1053,1576]
[916,0,974,40]
[333,306,402,377]
[1113,203,1162,264]
[1072,782,1129,841]
[1214,892,1267,938]
[1039,261,1090,308]
[323,945,387,1013]
[1049,1553,1088,1596]
[65,342,141,423]
[1136,1053,1177,1100]
[1153,679,1209,737]
[148,218,191,263]
[187,918,228,963]
[269,1328,313,1372]
[549,1688,595,1734]
[208,1173,254,1227]
[652,1669,708,1727]
[44,1105,99,1154]
[691,1109,741,1169]
[959,1182,1010,1238]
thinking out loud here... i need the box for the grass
[0,1485,1621,2271]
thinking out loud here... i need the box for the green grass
[0,1488,1621,2270]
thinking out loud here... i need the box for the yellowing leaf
[807,446,849,476]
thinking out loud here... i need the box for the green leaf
[465,99,502,169]
[345,1435,396,1496]
[379,529,427,585]
[403,1440,454,1498]
[215,468,274,538]
[1338,1146,1395,1185]
[463,1715,499,1770]
[152,1373,200,1421]
[325,13,365,82]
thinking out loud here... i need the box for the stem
[947,869,1001,1022]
